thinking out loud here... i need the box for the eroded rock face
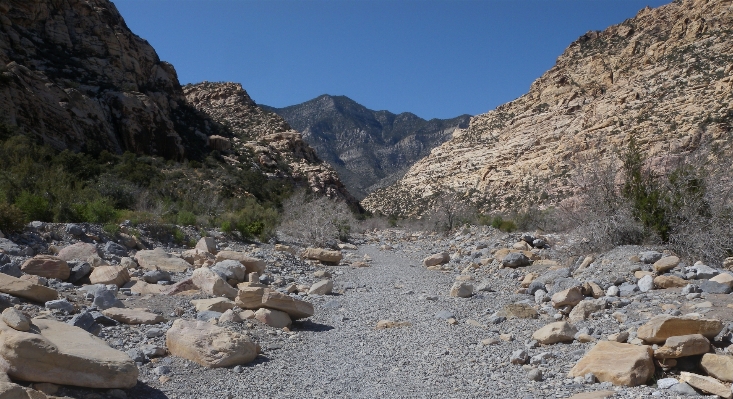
[569,341,654,387]
[165,319,258,368]
[637,315,723,344]
[363,0,733,216]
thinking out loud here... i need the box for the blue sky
[114,0,670,120]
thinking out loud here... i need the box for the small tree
[278,190,358,246]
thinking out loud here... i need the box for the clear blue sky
[113,0,670,120]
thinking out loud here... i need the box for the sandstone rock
[181,249,215,268]
[308,280,333,295]
[0,318,137,388]
[532,321,577,344]
[637,315,723,344]
[191,297,236,313]
[375,320,411,329]
[254,308,292,328]
[0,274,57,303]
[568,299,605,323]
[191,268,238,299]
[56,243,98,262]
[710,273,733,288]
[520,273,537,288]
[195,237,217,254]
[214,251,266,274]
[653,275,688,289]
[653,334,710,359]
[275,244,297,255]
[551,286,584,308]
[501,303,538,319]
[724,257,733,270]
[128,281,165,296]
[700,353,733,383]
[165,319,258,367]
[568,341,654,387]
[566,391,615,399]
[423,252,449,267]
[218,309,241,324]
[102,308,164,325]
[587,282,604,298]
[679,372,732,398]
[449,282,473,298]
[653,256,680,273]
[89,266,130,287]
[302,248,343,264]
[135,248,190,273]
[20,256,69,280]
[235,287,314,319]
[1,308,29,332]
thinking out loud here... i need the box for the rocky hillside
[264,95,470,199]
[363,0,733,216]
[184,83,360,209]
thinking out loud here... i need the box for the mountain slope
[363,0,733,217]
[264,95,470,199]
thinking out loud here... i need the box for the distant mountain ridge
[264,95,470,199]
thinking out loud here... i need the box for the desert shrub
[219,197,279,241]
[75,198,119,223]
[0,202,25,232]
[102,223,120,237]
[278,190,358,246]
[14,191,51,222]
[176,210,197,226]
[422,190,474,233]
[480,215,517,232]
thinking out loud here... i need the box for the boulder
[699,280,732,294]
[134,248,190,273]
[56,243,98,262]
[653,334,710,359]
[653,256,679,273]
[181,249,215,268]
[568,341,654,387]
[423,252,449,267]
[195,237,217,254]
[102,242,127,257]
[191,268,238,299]
[449,282,473,298]
[308,280,333,295]
[637,275,654,292]
[568,299,605,323]
[142,270,171,284]
[710,273,733,288]
[1,308,29,332]
[128,281,164,296]
[67,261,92,284]
[700,353,733,383]
[89,266,130,287]
[502,252,531,268]
[235,287,314,319]
[254,308,292,328]
[653,275,688,289]
[679,372,732,398]
[165,319,258,367]
[551,286,584,308]
[302,248,343,264]
[101,308,164,325]
[214,251,266,274]
[532,321,577,344]
[637,315,724,344]
[210,260,246,283]
[0,318,138,388]
[0,273,57,303]
[20,256,69,280]
[91,287,124,310]
[191,298,236,313]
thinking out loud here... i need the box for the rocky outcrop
[364,0,733,216]
[265,95,470,199]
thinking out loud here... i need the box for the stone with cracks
[700,353,733,383]
[532,321,577,344]
[0,273,57,303]
[679,372,732,398]
[191,268,238,299]
[214,251,266,274]
[568,341,654,387]
[20,256,69,280]
[637,315,723,344]
[302,248,343,264]
[254,308,292,328]
[134,248,190,273]
[165,319,258,368]
[653,334,710,359]
[102,308,164,325]
[0,318,138,388]
[423,253,449,267]
[57,243,99,262]
[89,266,130,287]
[235,287,314,319]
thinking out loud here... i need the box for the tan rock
[101,308,164,325]
[195,237,217,254]
[191,297,236,313]
[568,341,654,386]
[653,256,680,273]
[700,353,733,383]
[520,273,537,288]
[191,268,238,299]
[449,282,473,298]
[568,299,605,323]
[1,308,29,332]
[89,266,130,287]
[134,248,190,273]
[634,271,653,279]
[165,319,258,367]
[235,287,314,319]
[512,241,531,251]
[274,244,297,255]
[493,248,540,262]
[308,279,333,295]
[501,303,538,319]
[423,252,449,267]
[637,315,723,344]
[181,249,215,268]
[653,275,688,289]
[566,391,616,399]
[127,280,165,295]
[653,334,710,359]
[0,273,57,303]
[724,257,733,270]
[254,308,291,328]
[710,273,733,288]
[680,372,732,398]
[0,318,137,388]
[0,380,46,399]
[20,256,69,280]
[587,282,605,298]
[551,286,584,308]
[214,251,266,274]
[239,310,255,320]
[218,309,241,324]
[302,248,343,264]
[87,255,108,267]
[375,320,411,329]
[120,257,138,269]
[56,243,98,261]
[532,321,577,344]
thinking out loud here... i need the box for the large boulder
[302,248,343,264]
[653,334,710,359]
[679,372,732,398]
[191,268,238,299]
[637,315,723,344]
[101,308,164,325]
[134,248,190,273]
[568,341,654,387]
[235,287,314,319]
[20,256,69,280]
[423,253,449,267]
[0,318,138,388]
[56,243,99,262]
[532,321,577,344]
[0,274,57,303]
[165,319,258,367]
[89,266,130,287]
[700,354,733,383]
[214,251,266,274]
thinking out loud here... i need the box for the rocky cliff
[183,83,360,209]
[363,0,733,217]
[264,95,470,199]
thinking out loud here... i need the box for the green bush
[75,198,119,223]
[102,223,120,237]
[176,211,197,226]
[220,198,279,241]
[14,191,51,222]
[0,202,25,233]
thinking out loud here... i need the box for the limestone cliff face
[264,95,470,199]
[363,0,733,217]
[183,82,360,209]
[0,0,217,159]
